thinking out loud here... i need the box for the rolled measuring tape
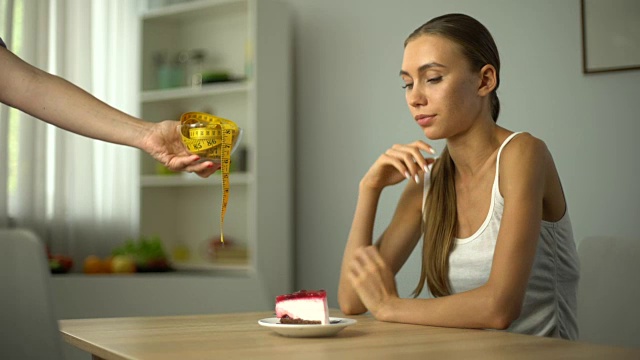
[179,112,240,244]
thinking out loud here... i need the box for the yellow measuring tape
[179,112,240,244]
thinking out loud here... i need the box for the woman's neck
[447,121,504,178]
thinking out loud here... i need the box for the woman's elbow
[491,312,517,330]
[337,285,367,315]
[338,297,367,315]
[488,302,522,330]
[339,302,366,315]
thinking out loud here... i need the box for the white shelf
[171,260,250,273]
[141,81,249,103]
[142,0,247,21]
[140,172,252,187]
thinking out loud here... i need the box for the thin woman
[338,13,579,340]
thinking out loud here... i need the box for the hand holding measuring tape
[179,112,243,244]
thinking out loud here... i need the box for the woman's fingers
[408,141,435,172]
[366,246,389,270]
[165,155,221,178]
[347,246,398,316]
[388,147,421,182]
[412,140,437,156]
[348,248,374,288]
[189,161,221,178]
[193,163,220,178]
[364,141,436,189]
[350,246,385,277]
[163,154,199,171]
[381,152,414,182]
[405,140,437,171]
[385,145,434,183]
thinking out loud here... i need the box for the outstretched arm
[0,46,218,177]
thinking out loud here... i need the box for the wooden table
[59,311,640,359]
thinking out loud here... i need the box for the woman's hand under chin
[361,140,436,190]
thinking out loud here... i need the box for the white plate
[258,317,357,338]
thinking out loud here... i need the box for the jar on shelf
[173,51,189,87]
[187,49,206,87]
[154,51,188,89]
[153,51,173,89]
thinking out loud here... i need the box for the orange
[102,256,113,273]
[83,255,104,274]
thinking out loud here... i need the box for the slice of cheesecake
[275,289,330,325]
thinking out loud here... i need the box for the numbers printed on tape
[179,112,240,244]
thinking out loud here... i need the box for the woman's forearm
[378,284,516,330]
[30,70,149,148]
[0,47,150,149]
[338,182,383,314]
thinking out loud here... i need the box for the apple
[49,254,73,274]
[111,255,136,273]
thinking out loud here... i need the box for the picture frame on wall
[581,0,640,74]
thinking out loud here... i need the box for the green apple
[111,255,136,273]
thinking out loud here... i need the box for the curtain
[0,0,15,229]
[0,0,140,265]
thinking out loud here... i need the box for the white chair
[577,236,640,348]
[0,228,65,359]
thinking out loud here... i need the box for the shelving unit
[141,81,250,103]
[140,172,253,187]
[137,0,293,304]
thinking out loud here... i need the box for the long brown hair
[407,14,501,297]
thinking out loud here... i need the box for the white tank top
[422,132,580,340]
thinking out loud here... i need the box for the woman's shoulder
[498,132,554,190]
[499,132,566,220]
[500,132,550,164]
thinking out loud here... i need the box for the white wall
[283,0,640,306]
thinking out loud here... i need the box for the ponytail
[413,147,457,297]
